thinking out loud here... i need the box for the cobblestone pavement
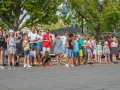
[0,63,120,90]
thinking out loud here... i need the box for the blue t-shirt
[73,40,79,52]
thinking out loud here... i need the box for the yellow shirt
[23,40,30,50]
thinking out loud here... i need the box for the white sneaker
[71,65,74,67]
[65,64,69,67]
[27,65,32,68]
[8,66,12,69]
[1,65,5,69]
[24,64,27,68]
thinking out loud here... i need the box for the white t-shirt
[28,32,37,43]
[111,42,118,47]
[37,35,43,43]
[60,36,66,45]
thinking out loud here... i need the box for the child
[7,30,16,69]
[66,34,74,67]
[111,37,118,64]
[96,40,102,64]
[86,38,94,64]
[40,51,51,67]
[73,36,79,66]
[22,33,32,68]
[103,41,111,64]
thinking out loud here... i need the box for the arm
[22,40,29,48]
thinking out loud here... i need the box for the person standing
[3,30,8,66]
[28,27,38,65]
[15,31,22,66]
[36,29,43,64]
[42,29,52,55]
[7,30,16,69]
[103,41,111,64]
[73,36,79,66]
[91,35,97,62]
[22,33,32,68]
[65,34,74,67]
[96,40,102,64]
[53,33,64,66]
[0,30,5,69]
[111,37,118,64]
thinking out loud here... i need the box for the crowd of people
[0,27,120,69]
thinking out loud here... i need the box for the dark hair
[46,29,50,32]
[69,34,73,38]
[45,51,49,55]
[55,33,60,38]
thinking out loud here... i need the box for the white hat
[9,29,14,33]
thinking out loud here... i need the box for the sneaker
[47,64,51,67]
[65,64,69,67]
[1,65,5,69]
[24,64,27,68]
[15,62,19,66]
[8,66,12,69]
[71,65,74,67]
[12,66,16,69]
[27,65,32,68]
[41,64,45,67]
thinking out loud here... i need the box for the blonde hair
[113,37,118,43]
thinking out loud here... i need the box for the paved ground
[0,63,120,90]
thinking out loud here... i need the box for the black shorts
[43,57,51,63]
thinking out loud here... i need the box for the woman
[53,33,64,66]
[111,37,118,64]
[15,31,22,66]
[0,30,5,69]
[36,29,43,64]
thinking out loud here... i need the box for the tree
[0,0,62,31]
[66,0,120,40]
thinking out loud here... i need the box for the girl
[15,31,22,66]
[36,30,43,64]
[86,38,94,64]
[40,51,51,67]
[0,30,5,69]
[22,33,32,68]
[111,37,118,64]
[103,41,111,64]
[7,30,16,69]
[96,40,102,64]
[66,34,74,67]
[53,33,64,66]
[73,36,79,66]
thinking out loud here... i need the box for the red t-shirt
[106,37,112,47]
[43,34,52,48]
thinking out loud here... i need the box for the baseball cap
[9,29,14,33]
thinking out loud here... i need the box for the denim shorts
[87,48,92,53]
[62,44,66,53]
[68,49,74,58]
[29,43,37,49]
[24,50,30,55]
[37,42,42,51]
[73,52,79,58]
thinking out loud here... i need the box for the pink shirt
[106,37,112,47]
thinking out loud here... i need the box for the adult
[15,31,22,66]
[36,29,43,64]
[42,29,52,55]
[106,33,113,62]
[0,30,5,69]
[3,30,8,66]
[53,33,64,66]
[106,33,113,47]
[60,31,68,54]
[91,35,97,62]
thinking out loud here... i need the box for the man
[42,29,52,55]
